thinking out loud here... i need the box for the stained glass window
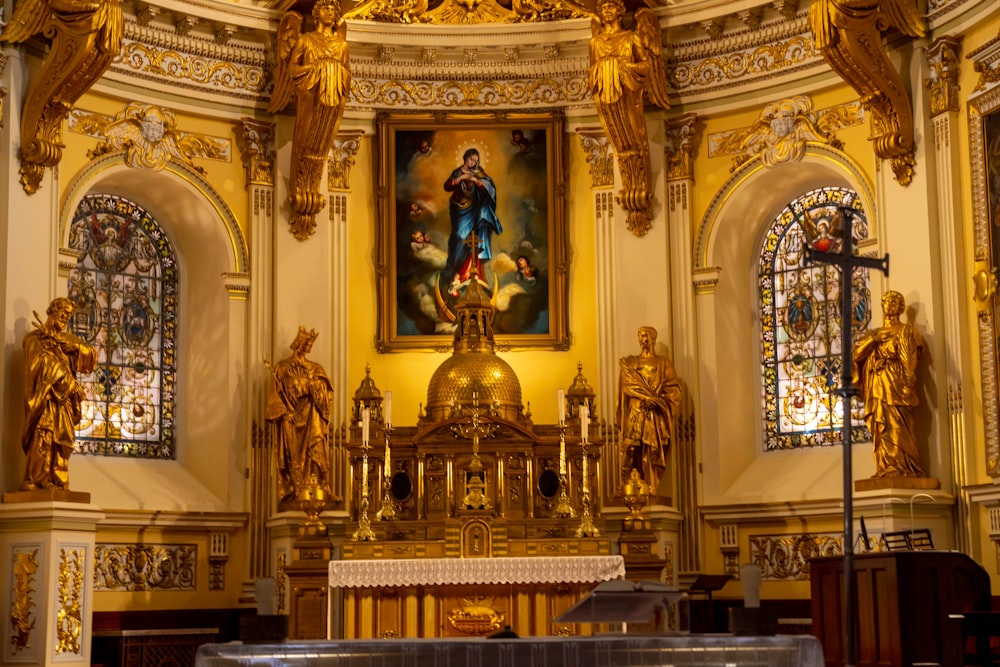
[66,194,177,459]
[760,187,871,450]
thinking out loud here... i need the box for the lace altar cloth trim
[329,555,626,588]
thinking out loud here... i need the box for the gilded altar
[326,254,615,639]
[329,556,624,638]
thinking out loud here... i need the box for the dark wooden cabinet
[810,551,990,667]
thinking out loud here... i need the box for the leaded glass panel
[760,187,871,450]
[67,194,177,458]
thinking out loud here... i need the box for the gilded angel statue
[0,0,124,194]
[809,0,925,185]
[563,0,670,236]
[269,0,351,240]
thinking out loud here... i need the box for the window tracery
[66,194,177,458]
[760,186,870,450]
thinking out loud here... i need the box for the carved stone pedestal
[0,502,104,667]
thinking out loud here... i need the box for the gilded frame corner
[374,110,569,353]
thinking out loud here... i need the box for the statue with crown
[265,326,336,511]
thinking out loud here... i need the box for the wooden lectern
[810,550,990,667]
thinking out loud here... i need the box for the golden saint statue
[269,0,352,240]
[20,298,97,491]
[1,0,123,194]
[565,0,670,236]
[265,327,335,509]
[852,290,926,477]
[617,326,681,495]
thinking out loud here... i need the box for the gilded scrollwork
[116,41,267,97]
[668,35,818,92]
[708,96,862,171]
[71,104,229,172]
[10,548,39,654]
[749,533,842,580]
[809,0,926,186]
[925,36,962,116]
[345,0,585,24]
[236,118,277,188]
[0,0,124,193]
[350,76,589,108]
[56,547,84,655]
[576,127,614,189]
[328,129,365,191]
[664,113,697,181]
[94,544,197,591]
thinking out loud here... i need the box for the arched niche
[692,145,877,504]
[57,155,251,511]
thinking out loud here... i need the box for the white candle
[557,389,565,425]
[384,391,392,428]
[362,407,370,444]
[580,404,589,443]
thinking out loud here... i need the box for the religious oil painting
[972,88,1000,476]
[375,111,569,352]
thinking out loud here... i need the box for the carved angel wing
[634,7,671,110]
[176,134,228,161]
[877,0,926,38]
[0,0,51,44]
[102,117,145,150]
[267,11,304,114]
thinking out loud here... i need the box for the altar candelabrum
[376,422,396,521]
[353,407,376,541]
[575,404,598,537]
[553,420,575,519]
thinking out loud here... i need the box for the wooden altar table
[327,555,626,639]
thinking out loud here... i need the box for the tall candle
[384,391,392,428]
[559,437,566,476]
[580,404,589,443]
[362,407,370,444]
[557,389,565,425]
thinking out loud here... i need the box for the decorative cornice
[351,76,590,109]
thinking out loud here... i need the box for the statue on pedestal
[852,290,926,478]
[265,327,334,509]
[616,326,681,496]
[20,298,96,491]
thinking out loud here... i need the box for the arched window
[66,194,177,459]
[760,187,871,450]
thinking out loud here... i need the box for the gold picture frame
[374,110,569,352]
[969,48,1000,477]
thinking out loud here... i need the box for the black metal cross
[805,205,889,667]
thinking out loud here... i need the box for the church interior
[1,0,999,663]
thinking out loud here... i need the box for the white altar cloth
[328,555,626,588]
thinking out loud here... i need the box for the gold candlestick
[377,425,396,521]
[553,422,575,518]
[353,409,376,541]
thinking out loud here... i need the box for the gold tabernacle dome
[423,254,524,424]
